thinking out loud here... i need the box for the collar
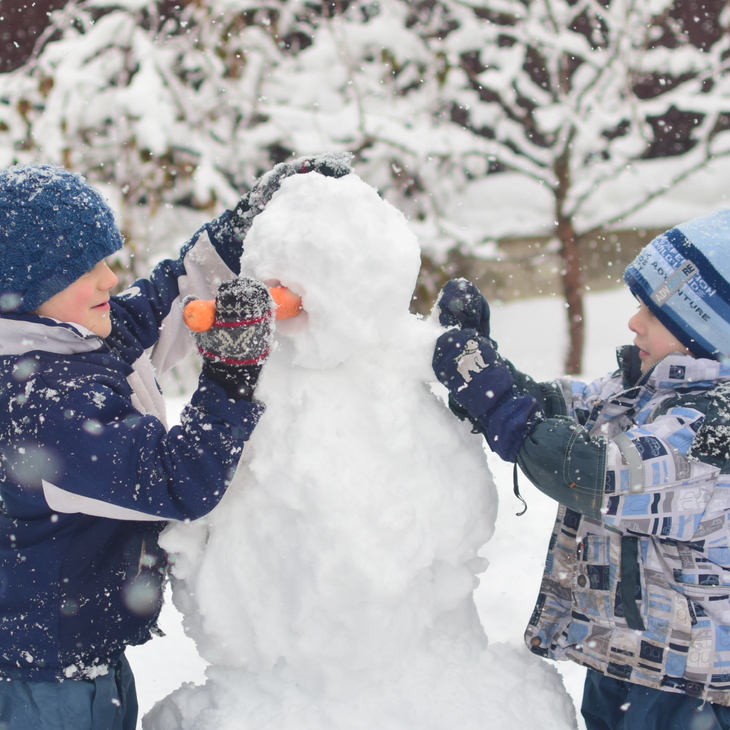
[0,313,105,357]
[616,344,730,392]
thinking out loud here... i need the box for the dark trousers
[582,669,730,730]
[0,654,137,730]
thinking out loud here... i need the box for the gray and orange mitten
[187,277,274,400]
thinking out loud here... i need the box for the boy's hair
[624,209,730,361]
[0,163,122,313]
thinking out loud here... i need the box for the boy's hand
[189,277,274,400]
[232,152,353,242]
[433,328,511,415]
[433,328,543,462]
[435,279,492,340]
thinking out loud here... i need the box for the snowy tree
[3,0,730,373]
[0,0,478,271]
[432,0,730,372]
[0,0,291,281]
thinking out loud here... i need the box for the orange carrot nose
[183,286,303,332]
[270,285,303,320]
[183,298,216,332]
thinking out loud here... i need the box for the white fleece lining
[42,480,167,522]
[150,230,234,377]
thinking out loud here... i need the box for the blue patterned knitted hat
[0,163,123,313]
[624,209,730,361]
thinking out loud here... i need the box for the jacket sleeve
[8,370,262,522]
[109,210,242,377]
[517,417,607,519]
[517,402,720,536]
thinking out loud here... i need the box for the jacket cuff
[192,374,265,438]
[199,210,243,276]
[505,360,568,418]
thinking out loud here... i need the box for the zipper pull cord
[513,463,528,516]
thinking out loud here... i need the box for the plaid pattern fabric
[525,353,730,705]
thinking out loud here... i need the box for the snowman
[145,169,576,729]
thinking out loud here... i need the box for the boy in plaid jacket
[434,209,730,730]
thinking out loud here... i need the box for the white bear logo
[455,339,488,384]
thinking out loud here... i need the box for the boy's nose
[628,311,642,334]
[102,263,119,290]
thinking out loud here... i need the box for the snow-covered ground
[128,282,638,729]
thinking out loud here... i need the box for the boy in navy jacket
[0,158,349,730]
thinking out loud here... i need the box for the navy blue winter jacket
[0,212,263,681]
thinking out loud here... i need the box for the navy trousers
[0,654,137,730]
[582,669,730,730]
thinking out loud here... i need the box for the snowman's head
[239,173,421,369]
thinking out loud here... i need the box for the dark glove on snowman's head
[232,152,354,243]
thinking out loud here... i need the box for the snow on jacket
[517,346,730,705]
[0,212,263,681]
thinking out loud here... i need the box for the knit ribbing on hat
[0,164,123,313]
[623,209,730,361]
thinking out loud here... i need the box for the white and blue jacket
[519,347,730,705]
[0,212,263,681]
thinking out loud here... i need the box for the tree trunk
[557,216,585,374]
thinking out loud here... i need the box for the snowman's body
[146,173,576,729]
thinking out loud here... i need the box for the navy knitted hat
[0,163,123,313]
[624,209,730,361]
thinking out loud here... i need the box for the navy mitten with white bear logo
[432,327,543,462]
